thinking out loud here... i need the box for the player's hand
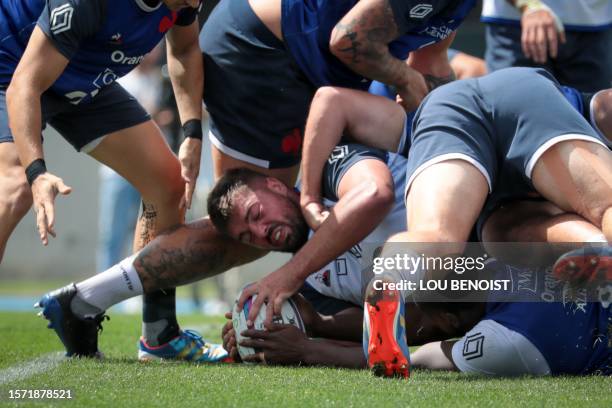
[178,137,202,210]
[30,172,72,246]
[300,200,330,231]
[395,68,428,112]
[520,7,565,64]
[221,311,241,362]
[237,267,304,328]
[291,294,322,337]
[240,323,309,365]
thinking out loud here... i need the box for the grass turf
[0,311,610,407]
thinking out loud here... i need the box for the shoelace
[182,329,205,346]
[95,314,110,333]
[182,329,218,351]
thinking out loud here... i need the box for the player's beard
[281,200,309,253]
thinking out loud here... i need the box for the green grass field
[1,311,610,407]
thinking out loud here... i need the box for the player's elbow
[329,26,346,62]
[6,76,38,113]
[362,179,395,215]
[592,89,612,142]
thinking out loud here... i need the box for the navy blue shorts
[299,282,357,316]
[404,67,608,229]
[0,82,149,152]
[200,0,315,169]
[485,24,612,93]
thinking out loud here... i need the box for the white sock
[75,254,144,313]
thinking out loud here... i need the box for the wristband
[515,0,564,32]
[182,119,203,140]
[25,158,47,186]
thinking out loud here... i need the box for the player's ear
[265,177,288,195]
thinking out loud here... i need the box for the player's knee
[313,86,344,108]
[592,90,612,142]
[0,170,32,218]
[142,170,184,209]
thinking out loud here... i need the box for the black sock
[142,289,179,346]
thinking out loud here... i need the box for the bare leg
[89,120,184,345]
[482,199,606,266]
[388,159,489,256]
[530,140,612,242]
[0,143,32,262]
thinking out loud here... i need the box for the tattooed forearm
[134,219,264,292]
[330,0,403,85]
[424,71,456,92]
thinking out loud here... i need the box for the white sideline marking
[0,352,64,386]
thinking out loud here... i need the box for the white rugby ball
[232,290,306,360]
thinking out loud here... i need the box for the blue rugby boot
[35,283,107,358]
[138,330,229,363]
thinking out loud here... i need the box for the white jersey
[481,0,612,30]
[305,150,408,305]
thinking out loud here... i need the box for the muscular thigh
[407,159,488,242]
[531,140,612,225]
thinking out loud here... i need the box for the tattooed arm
[330,0,427,111]
[135,218,263,292]
[330,0,458,110]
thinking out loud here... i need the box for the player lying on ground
[222,272,611,376]
[207,161,609,376]
[0,0,227,361]
[238,68,612,347]
[321,68,612,378]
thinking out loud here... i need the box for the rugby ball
[232,289,306,360]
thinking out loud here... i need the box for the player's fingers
[546,24,558,58]
[45,201,56,237]
[264,297,275,327]
[272,295,285,318]
[247,293,266,327]
[242,353,264,363]
[558,29,566,44]
[184,181,194,210]
[241,329,270,339]
[265,323,289,332]
[521,27,532,59]
[224,311,232,320]
[534,26,546,63]
[239,339,270,350]
[35,204,48,245]
[237,285,256,310]
[57,180,72,195]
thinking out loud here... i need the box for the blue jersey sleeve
[37,0,106,60]
[176,4,199,26]
[388,0,457,34]
[322,144,388,202]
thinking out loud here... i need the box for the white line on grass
[0,352,64,386]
